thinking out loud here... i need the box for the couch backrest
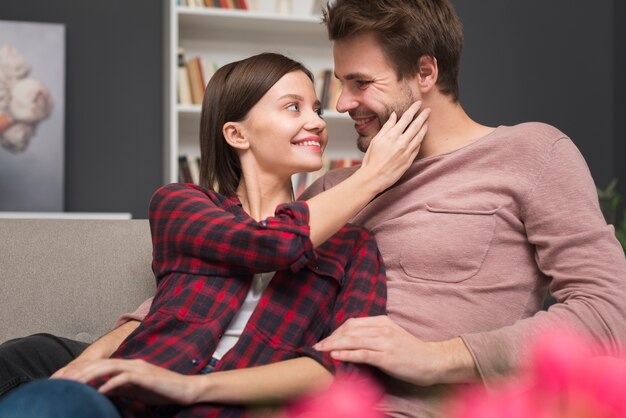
[0,219,155,344]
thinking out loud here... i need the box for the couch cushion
[0,219,155,343]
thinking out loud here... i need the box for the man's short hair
[323,0,464,101]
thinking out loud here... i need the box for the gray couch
[0,219,155,344]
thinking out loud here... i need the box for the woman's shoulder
[152,182,229,202]
[149,182,233,214]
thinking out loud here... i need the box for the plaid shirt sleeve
[297,226,387,373]
[149,183,316,276]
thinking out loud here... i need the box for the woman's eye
[315,108,324,117]
[287,103,299,112]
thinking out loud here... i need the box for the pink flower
[446,329,626,418]
[285,373,385,418]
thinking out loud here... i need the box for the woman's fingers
[394,100,423,134]
[402,108,430,154]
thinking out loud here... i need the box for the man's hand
[313,315,478,386]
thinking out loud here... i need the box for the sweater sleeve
[461,137,626,384]
[112,297,154,329]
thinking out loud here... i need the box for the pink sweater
[302,122,626,417]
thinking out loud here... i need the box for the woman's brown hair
[323,0,463,101]
[199,52,313,195]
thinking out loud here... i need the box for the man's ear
[417,55,438,94]
[223,122,250,151]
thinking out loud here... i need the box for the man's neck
[417,96,495,159]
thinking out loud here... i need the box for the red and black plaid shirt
[111,183,386,417]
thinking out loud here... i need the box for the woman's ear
[223,122,250,151]
[417,55,438,94]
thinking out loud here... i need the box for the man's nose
[335,88,358,113]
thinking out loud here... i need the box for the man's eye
[287,103,299,111]
[356,80,372,89]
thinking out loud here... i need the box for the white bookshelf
[164,0,360,184]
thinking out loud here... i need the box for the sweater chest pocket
[399,204,498,283]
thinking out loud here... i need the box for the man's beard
[356,86,417,152]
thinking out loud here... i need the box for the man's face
[333,33,418,152]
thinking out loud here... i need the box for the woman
[0,53,428,417]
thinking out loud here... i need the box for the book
[200,58,217,87]
[178,156,193,183]
[186,57,206,105]
[325,75,342,111]
[316,69,332,110]
[177,48,192,105]
[187,155,201,184]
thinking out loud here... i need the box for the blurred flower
[9,78,53,123]
[0,72,10,109]
[285,373,385,418]
[445,330,626,418]
[0,111,13,135]
[1,122,35,153]
[0,44,31,85]
[0,44,53,153]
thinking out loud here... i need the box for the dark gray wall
[615,0,626,197]
[1,0,163,218]
[453,0,620,189]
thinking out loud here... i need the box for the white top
[212,271,276,360]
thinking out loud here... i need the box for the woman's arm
[68,357,331,406]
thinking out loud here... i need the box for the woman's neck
[236,174,293,221]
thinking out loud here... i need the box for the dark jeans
[0,379,121,418]
[0,333,88,398]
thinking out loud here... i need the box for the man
[1,1,625,416]
[302,0,626,416]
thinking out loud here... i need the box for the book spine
[178,156,193,183]
[186,57,205,105]
[177,49,192,105]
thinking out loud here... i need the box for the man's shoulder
[503,122,569,146]
[323,165,360,187]
[490,122,573,160]
[298,165,359,199]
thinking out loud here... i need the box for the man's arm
[51,320,140,378]
[52,297,153,379]
[460,137,626,382]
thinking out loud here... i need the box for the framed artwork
[0,20,65,211]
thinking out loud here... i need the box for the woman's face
[239,70,328,177]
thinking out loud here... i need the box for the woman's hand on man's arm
[50,320,140,380]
